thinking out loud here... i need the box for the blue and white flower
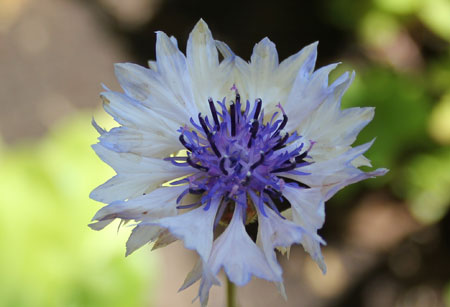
[89,19,387,306]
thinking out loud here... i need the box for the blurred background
[0,0,449,306]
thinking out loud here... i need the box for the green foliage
[0,114,157,307]
[445,282,450,307]
[343,67,431,171]
[402,148,450,223]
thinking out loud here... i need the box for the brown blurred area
[0,0,127,143]
[1,0,449,306]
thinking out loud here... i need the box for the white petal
[92,143,191,176]
[207,205,280,286]
[114,62,154,102]
[147,60,157,71]
[256,204,305,279]
[114,62,193,126]
[155,31,198,120]
[153,198,221,262]
[187,20,234,115]
[198,266,221,307]
[281,141,388,199]
[244,38,280,113]
[91,185,185,222]
[151,229,178,251]
[292,71,377,158]
[215,40,234,59]
[284,63,339,131]
[324,167,388,201]
[231,41,318,118]
[90,174,151,204]
[92,117,105,135]
[126,224,162,256]
[283,187,325,231]
[179,257,203,291]
[187,19,219,76]
[90,145,193,202]
[98,126,181,158]
[250,38,279,78]
[282,186,327,272]
[276,42,318,88]
[100,90,180,133]
[88,218,114,231]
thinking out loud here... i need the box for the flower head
[90,19,388,306]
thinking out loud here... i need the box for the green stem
[226,277,236,307]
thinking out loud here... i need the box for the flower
[89,19,388,306]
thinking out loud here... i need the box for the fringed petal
[152,198,221,262]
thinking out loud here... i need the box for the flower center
[168,91,312,225]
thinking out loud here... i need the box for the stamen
[236,94,241,124]
[173,94,314,223]
[230,103,236,137]
[176,187,190,204]
[207,134,222,158]
[214,200,228,228]
[242,171,251,186]
[270,162,297,173]
[295,181,311,189]
[179,135,193,152]
[176,201,201,210]
[187,156,209,172]
[198,114,211,136]
[247,121,259,148]
[250,151,265,170]
[257,192,267,217]
[273,114,288,137]
[203,199,212,211]
[265,195,286,219]
[254,98,262,120]
[251,122,259,139]
[295,151,308,163]
[219,157,228,175]
[188,188,206,195]
[208,98,220,130]
[271,133,289,151]
[264,186,282,200]
[229,156,238,167]
[235,163,243,175]
[168,177,189,186]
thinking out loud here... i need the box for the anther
[254,98,262,120]
[295,151,308,163]
[198,113,211,136]
[219,157,228,175]
[250,151,265,170]
[240,171,252,186]
[296,181,311,189]
[207,134,222,158]
[187,157,209,172]
[208,98,220,130]
[247,120,259,148]
[273,114,288,137]
[270,162,297,173]
[176,202,201,210]
[272,133,289,151]
[235,163,243,175]
[179,135,193,151]
[230,103,236,137]
[189,188,206,194]
[264,186,283,199]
